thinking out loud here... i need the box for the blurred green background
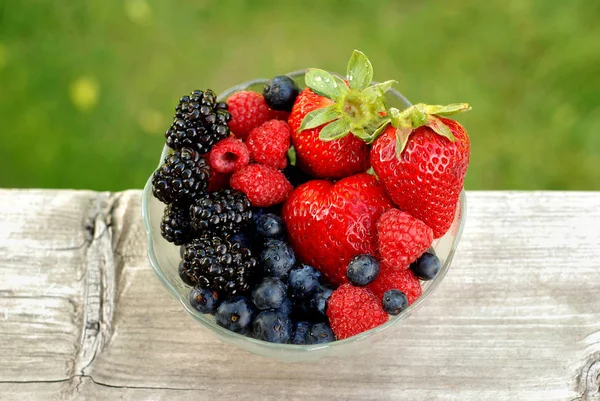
[1,0,599,190]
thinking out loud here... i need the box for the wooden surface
[0,189,599,401]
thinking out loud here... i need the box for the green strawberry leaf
[300,105,343,131]
[425,103,471,117]
[370,117,392,143]
[364,80,397,97]
[334,75,349,97]
[305,68,341,101]
[319,116,352,141]
[346,50,373,91]
[395,125,413,156]
[426,116,457,142]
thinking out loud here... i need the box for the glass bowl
[141,71,467,362]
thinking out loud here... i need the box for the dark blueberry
[283,164,311,187]
[255,213,285,239]
[346,254,380,286]
[178,261,196,286]
[215,296,255,333]
[189,286,219,314]
[261,239,296,279]
[288,265,321,300]
[306,322,335,344]
[251,208,267,226]
[410,252,441,281]
[311,286,333,317]
[277,297,293,316]
[263,75,299,112]
[291,321,311,345]
[382,289,408,315]
[251,277,287,310]
[252,310,293,343]
[230,232,251,249]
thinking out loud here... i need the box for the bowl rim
[141,70,467,353]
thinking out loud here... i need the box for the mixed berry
[151,50,470,344]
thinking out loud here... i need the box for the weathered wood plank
[0,190,599,400]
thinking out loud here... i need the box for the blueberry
[382,289,408,315]
[251,277,287,310]
[255,213,285,239]
[252,310,293,343]
[291,321,311,345]
[178,260,196,286]
[311,286,333,317]
[289,265,321,300]
[410,252,441,280]
[306,322,335,344]
[263,75,299,111]
[346,254,380,286]
[215,296,255,333]
[277,297,293,316]
[189,286,219,314]
[229,232,251,249]
[251,208,267,226]
[261,239,296,279]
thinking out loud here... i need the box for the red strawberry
[246,120,291,168]
[230,164,293,207]
[287,51,398,179]
[326,283,389,340]
[377,209,433,270]
[368,265,422,305]
[282,173,393,286]
[288,88,370,178]
[371,106,470,238]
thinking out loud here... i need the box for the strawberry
[288,51,397,179]
[282,173,393,286]
[326,283,389,340]
[371,105,471,238]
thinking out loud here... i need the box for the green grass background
[1,0,599,190]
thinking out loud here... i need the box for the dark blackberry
[160,204,191,245]
[182,234,258,298]
[152,148,210,204]
[190,189,252,237]
[166,89,231,154]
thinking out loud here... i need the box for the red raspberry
[208,137,250,174]
[377,209,433,270]
[326,283,388,340]
[246,120,291,168]
[206,170,231,192]
[230,164,293,207]
[368,265,422,305]
[226,91,272,140]
[274,155,288,170]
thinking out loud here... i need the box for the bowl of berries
[142,50,469,361]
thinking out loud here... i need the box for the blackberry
[160,204,191,245]
[166,89,231,154]
[182,234,258,298]
[190,189,252,237]
[152,148,210,205]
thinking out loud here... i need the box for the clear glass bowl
[141,71,467,362]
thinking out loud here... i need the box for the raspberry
[270,110,290,121]
[326,283,388,340]
[226,91,272,140]
[377,209,433,270]
[246,120,291,168]
[208,137,250,174]
[230,164,293,207]
[368,265,422,305]
[274,156,288,170]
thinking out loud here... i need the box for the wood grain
[0,189,599,400]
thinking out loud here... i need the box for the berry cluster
[151,48,467,345]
